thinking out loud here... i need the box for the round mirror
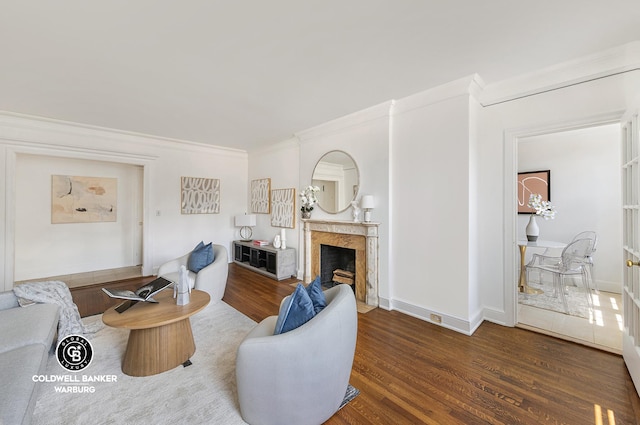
[311,151,359,213]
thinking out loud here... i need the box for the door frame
[2,144,154,291]
[503,111,625,326]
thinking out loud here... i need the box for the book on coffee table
[102,276,174,303]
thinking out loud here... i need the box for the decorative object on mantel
[526,193,556,241]
[235,214,256,241]
[271,188,296,228]
[350,200,361,222]
[361,195,375,223]
[251,178,271,214]
[300,185,320,219]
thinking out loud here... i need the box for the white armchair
[157,244,229,303]
[235,284,358,425]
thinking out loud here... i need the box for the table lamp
[235,214,256,241]
[361,195,375,222]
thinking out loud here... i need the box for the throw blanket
[13,280,102,345]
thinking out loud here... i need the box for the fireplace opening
[320,244,355,291]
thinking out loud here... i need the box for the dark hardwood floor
[71,264,640,424]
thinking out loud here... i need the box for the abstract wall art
[270,188,296,228]
[517,170,551,214]
[181,176,220,214]
[51,175,117,223]
[251,178,271,214]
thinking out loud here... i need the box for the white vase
[526,214,539,242]
[273,235,281,249]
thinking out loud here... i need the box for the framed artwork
[517,170,550,214]
[251,178,271,214]
[181,177,220,214]
[270,188,296,228]
[51,175,117,223]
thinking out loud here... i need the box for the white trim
[0,111,247,158]
[377,296,391,311]
[2,149,16,292]
[389,298,483,336]
[482,307,508,327]
[392,74,485,116]
[295,101,394,142]
[502,111,624,327]
[623,333,640,397]
[482,41,640,106]
[1,141,157,164]
[248,136,299,155]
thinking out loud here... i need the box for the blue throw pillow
[306,276,327,314]
[188,241,214,273]
[273,284,316,335]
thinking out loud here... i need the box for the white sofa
[0,291,59,425]
[235,284,358,425]
[157,244,229,303]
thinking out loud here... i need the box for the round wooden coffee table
[102,289,210,377]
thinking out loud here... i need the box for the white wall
[247,139,300,272]
[14,154,143,280]
[390,77,483,334]
[0,113,248,291]
[517,124,622,293]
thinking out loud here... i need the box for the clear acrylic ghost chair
[526,238,594,313]
[570,231,598,292]
[526,231,598,290]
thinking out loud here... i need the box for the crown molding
[392,74,485,116]
[480,40,640,106]
[295,100,394,142]
[0,111,247,158]
[247,136,299,155]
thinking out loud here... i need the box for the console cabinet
[233,240,297,280]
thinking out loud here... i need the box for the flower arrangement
[300,185,320,213]
[527,193,556,220]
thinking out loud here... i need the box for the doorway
[13,154,144,284]
[515,124,623,352]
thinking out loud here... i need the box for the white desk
[517,239,566,294]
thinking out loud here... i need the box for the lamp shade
[235,214,256,227]
[361,195,375,209]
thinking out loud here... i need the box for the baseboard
[388,298,482,336]
[594,280,621,294]
[482,306,509,327]
[377,296,391,311]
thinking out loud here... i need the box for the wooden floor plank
[71,263,640,425]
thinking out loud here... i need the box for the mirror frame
[311,150,360,214]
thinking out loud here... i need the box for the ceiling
[1,1,639,151]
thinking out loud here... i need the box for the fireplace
[320,245,356,289]
[303,220,379,306]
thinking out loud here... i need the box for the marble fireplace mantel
[303,219,379,306]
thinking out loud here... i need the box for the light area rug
[32,301,256,425]
[518,278,592,319]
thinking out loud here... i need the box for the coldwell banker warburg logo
[56,334,93,371]
[33,334,118,394]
